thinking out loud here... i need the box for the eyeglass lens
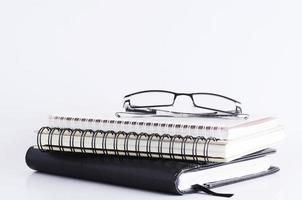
[127,91,238,113]
[128,91,174,107]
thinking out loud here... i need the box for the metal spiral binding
[48,127,59,151]
[50,115,222,137]
[146,133,160,158]
[193,136,205,162]
[136,133,148,157]
[114,131,126,156]
[169,135,182,160]
[124,132,137,156]
[158,134,171,159]
[102,131,114,155]
[37,127,51,151]
[59,128,72,152]
[69,129,80,153]
[79,130,85,153]
[80,130,92,154]
[182,135,193,161]
[91,130,98,154]
[37,126,219,162]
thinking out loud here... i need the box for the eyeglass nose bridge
[172,93,195,106]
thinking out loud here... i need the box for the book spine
[26,147,180,194]
[37,127,219,162]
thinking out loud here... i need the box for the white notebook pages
[178,156,271,190]
[49,115,282,140]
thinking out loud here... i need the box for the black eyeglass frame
[123,90,243,116]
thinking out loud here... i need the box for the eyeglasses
[115,90,248,118]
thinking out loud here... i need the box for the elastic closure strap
[191,184,234,198]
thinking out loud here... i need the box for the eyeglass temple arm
[123,96,246,116]
[124,101,156,114]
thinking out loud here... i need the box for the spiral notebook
[36,115,284,162]
[49,115,280,140]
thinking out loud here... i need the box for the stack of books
[26,115,284,197]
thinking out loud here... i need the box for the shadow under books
[26,170,282,198]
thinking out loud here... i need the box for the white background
[0,0,301,199]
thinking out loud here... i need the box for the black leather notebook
[26,147,279,197]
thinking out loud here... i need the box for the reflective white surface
[1,0,302,199]
[0,129,299,200]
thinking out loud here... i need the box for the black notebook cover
[26,147,279,196]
